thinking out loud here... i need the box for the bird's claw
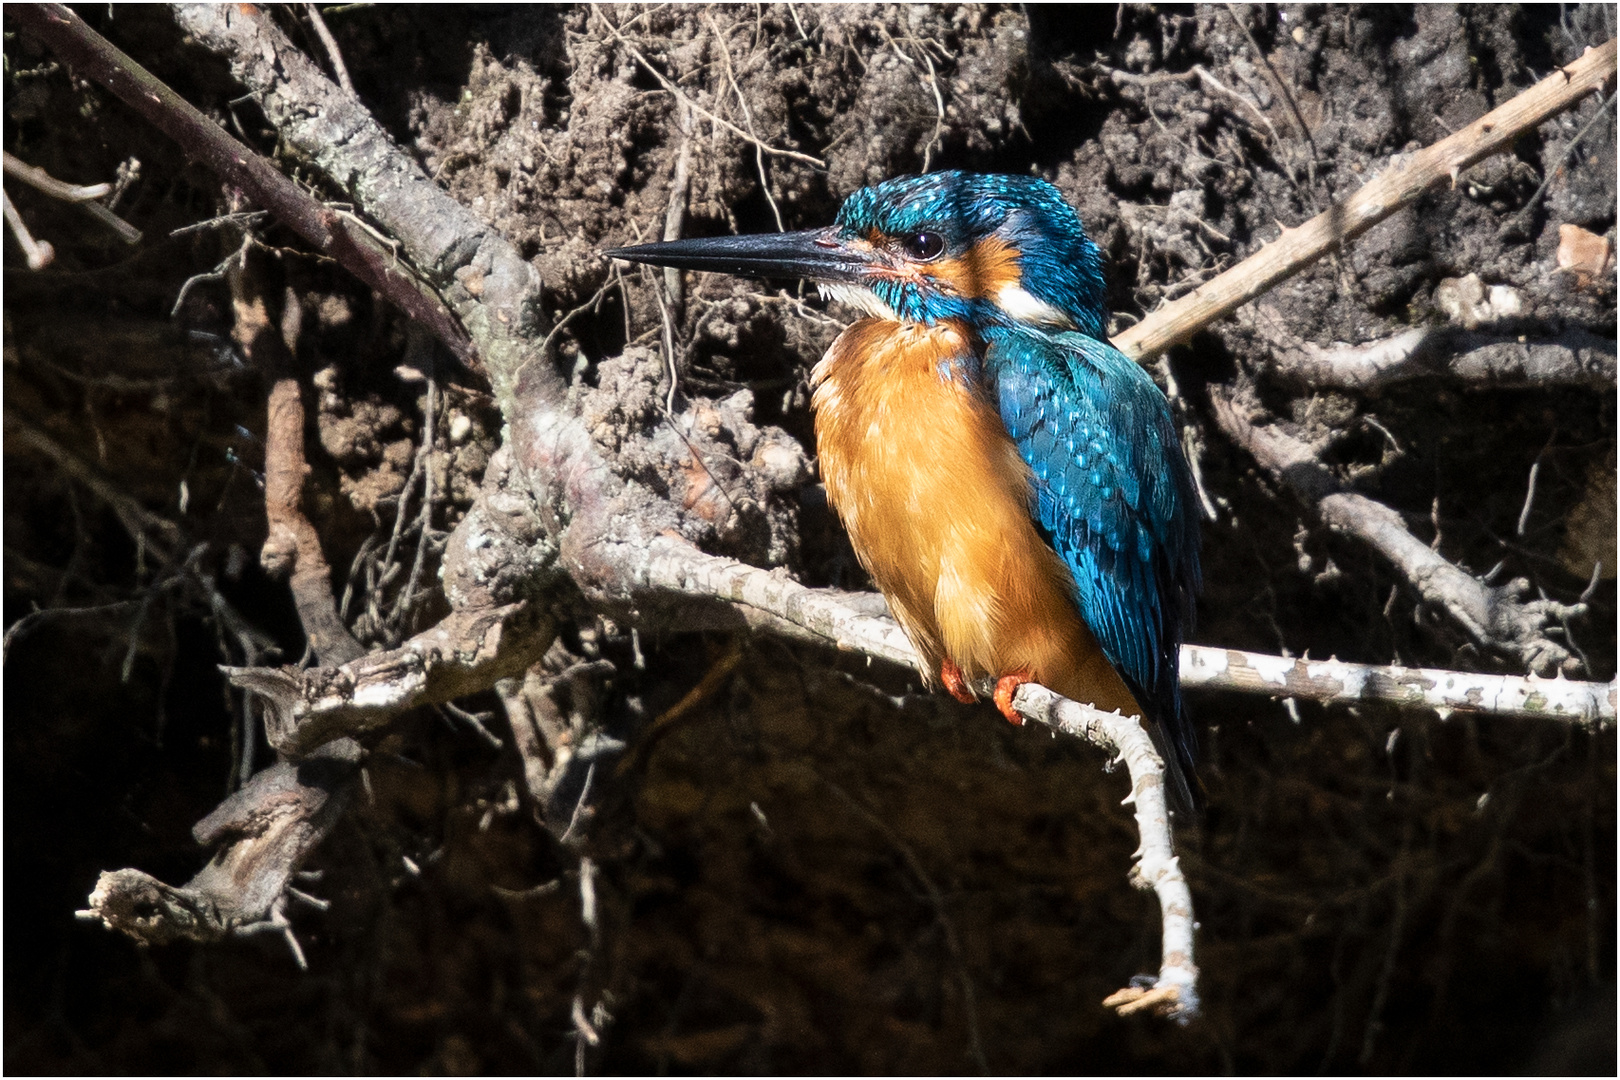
[939,659,976,704]
[993,671,1032,725]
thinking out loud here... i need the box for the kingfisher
[607,171,1202,804]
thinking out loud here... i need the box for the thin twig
[169,210,268,238]
[173,234,251,316]
[662,103,694,316]
[591,4,824,168]
[397,369,438,630]
[706,13,785,231]
[437,701,504,749]
[1509,88,1618,227]
[3,150,111,200]
[539,276,616,363]
[302,3,355,95]
[1223,3,1319,198]
[1516,433,1555,537]
[615,642,745,777]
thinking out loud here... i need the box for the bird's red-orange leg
[939,659,977,704]
[993,671,1033,726]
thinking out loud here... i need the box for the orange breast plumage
[811,317,1140,716]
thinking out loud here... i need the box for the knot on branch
[259,521,300,578]
[441,445,560,611]
[1488,576,1590,676]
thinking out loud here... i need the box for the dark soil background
[4,4,1615,1074]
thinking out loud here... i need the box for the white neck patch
[993,282,1075,328]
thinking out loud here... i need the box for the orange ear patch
[923,235,1021,299]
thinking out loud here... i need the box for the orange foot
[993,671,1033,726]
[939,659,976,704]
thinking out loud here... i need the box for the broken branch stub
[225,603,552,758]
[78,741,360,948]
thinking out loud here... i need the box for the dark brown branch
[1208,385,1588,675]
[10,3,474,363]
[302,3,354,96]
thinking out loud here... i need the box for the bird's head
[606,171,1109,338]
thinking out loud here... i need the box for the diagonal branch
[1113,38,1618,361]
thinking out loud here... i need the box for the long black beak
[603,227,868,284]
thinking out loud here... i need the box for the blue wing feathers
[987,328,1202,798]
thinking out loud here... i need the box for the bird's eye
[902,231,946,261]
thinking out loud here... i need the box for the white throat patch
[817,282,899,321]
